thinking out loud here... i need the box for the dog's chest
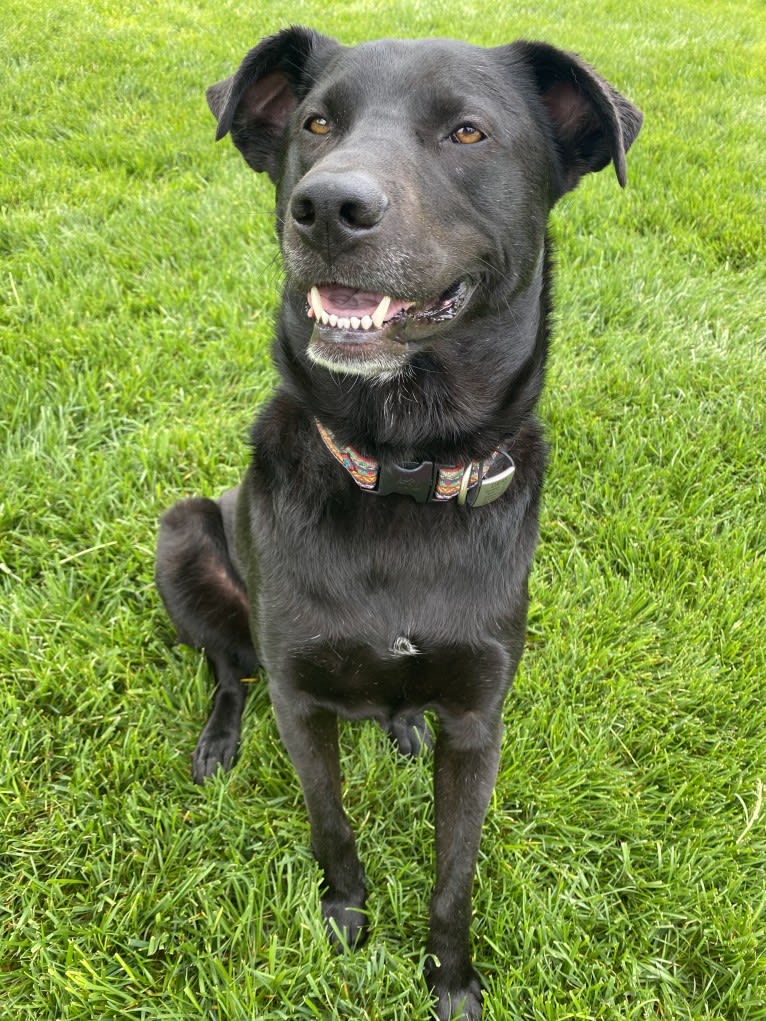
[238,416,538,717]
[245,484,523,716]
[252,490,514,646]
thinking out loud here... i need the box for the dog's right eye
[450,124,486,145]
[305,116,331,135]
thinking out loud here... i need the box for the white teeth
[309,286,324,321]
[371,295,391,329]
[308,289,393,331]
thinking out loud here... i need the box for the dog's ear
[206,27,341,182]
[512,41,643,197]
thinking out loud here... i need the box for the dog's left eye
[305,116,331,135]
[450,124,486,145]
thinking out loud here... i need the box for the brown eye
[450,124,485,145]
[305,116,331,135]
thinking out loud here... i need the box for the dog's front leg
[269,686,367,950]
[425,712,503,1021]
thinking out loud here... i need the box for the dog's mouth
[307,280,469,331]
[304,280,471,376]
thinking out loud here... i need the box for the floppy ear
[512,41,643,196]
[206,26,341,182]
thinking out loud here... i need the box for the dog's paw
[385,713,433,758]
[322,897,368,952]
[425,959,483,1021]
[191,724,239,784]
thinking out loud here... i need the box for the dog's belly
[283,635,509,722]
[288,641,427,719]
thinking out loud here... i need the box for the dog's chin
[306,330,409,380]
[303,278,473,379]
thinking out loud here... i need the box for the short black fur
[156,28,641,1021]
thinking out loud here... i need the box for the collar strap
[316,420,515,507]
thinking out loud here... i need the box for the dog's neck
[274,250,551,464]
[315,418,516,507]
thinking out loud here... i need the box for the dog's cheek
[273,137,323,239]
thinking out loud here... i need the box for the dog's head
[207,28,642,380]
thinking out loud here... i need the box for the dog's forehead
[312,37,511,110]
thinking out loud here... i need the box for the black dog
[156,27,641,1020]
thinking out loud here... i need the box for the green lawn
[1,1,764,1018]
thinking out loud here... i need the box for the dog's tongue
[318,286,412,320]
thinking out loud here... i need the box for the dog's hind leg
[156,488,259,783]
[384,639,433,757]
[384,713,433,757]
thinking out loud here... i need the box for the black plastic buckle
[376,460,437,503]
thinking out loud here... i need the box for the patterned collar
[315,419,515,508]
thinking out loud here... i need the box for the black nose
[290,171,389,250]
